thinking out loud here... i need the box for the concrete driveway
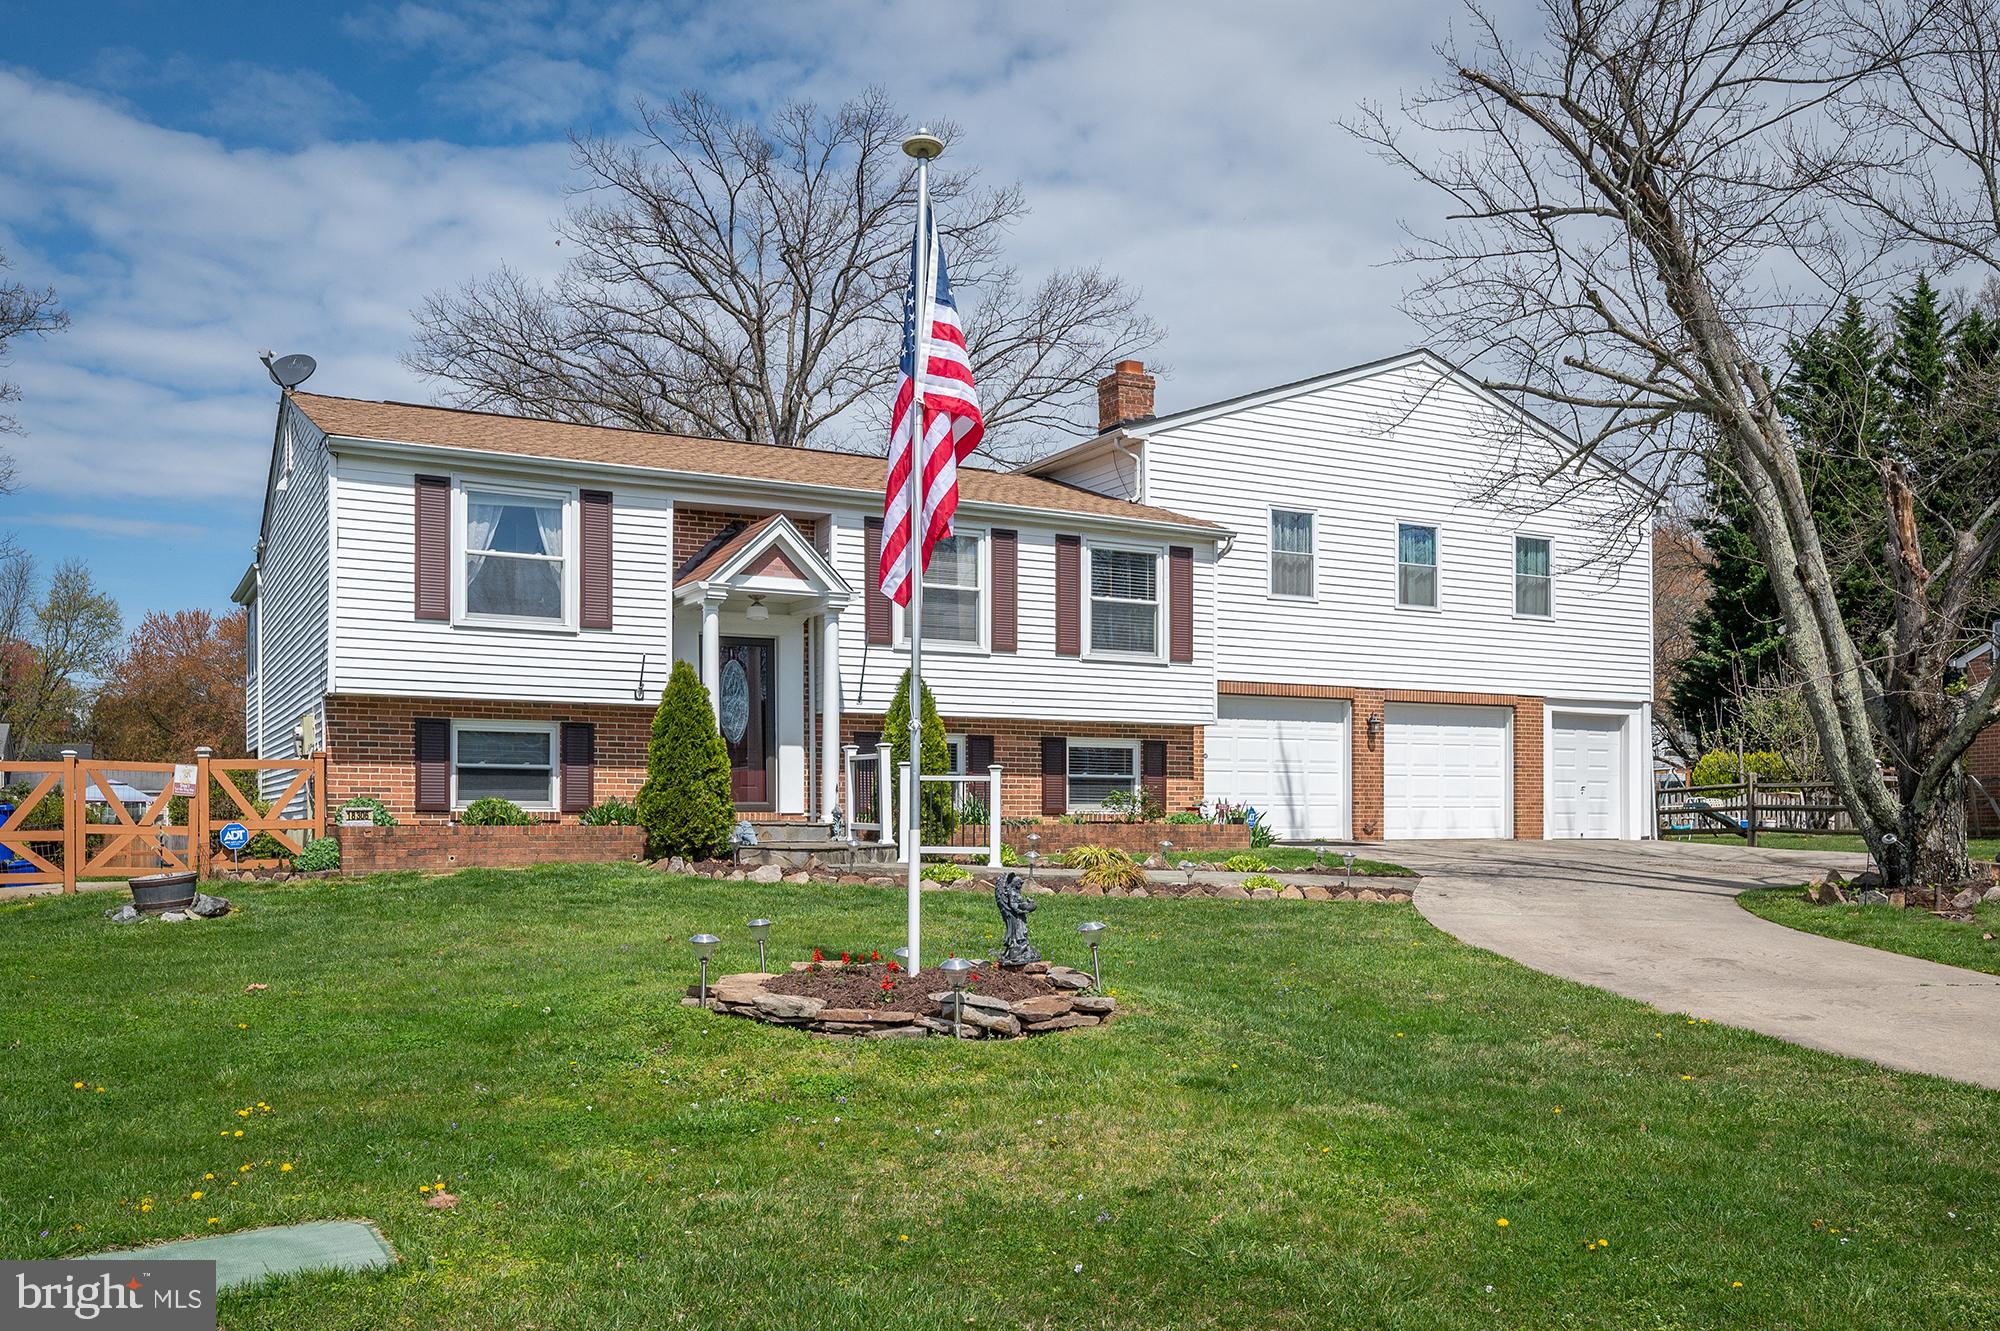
[1396,838,2000,1091]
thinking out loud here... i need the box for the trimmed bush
[337,796,397,827]
[1690,749,1796,789]
[460,798,532,826]
[1224,853,1270,872]
[882,669,957,845]
[637,659,735,860]
[580,797,640,826]
[291,837,341,872]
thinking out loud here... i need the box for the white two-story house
[1025,352,1655,841]
[238,348,1654,843]
[236,393,1227,831]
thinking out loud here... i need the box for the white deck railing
[899,761,1003,867]
[840,743,895,849]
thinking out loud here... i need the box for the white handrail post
[840,744,858,845]
[877,743,896,848]
[898,760,914,859]
[986,764,1003,868]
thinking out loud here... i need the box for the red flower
[870,950,881,962]
[840,952,851,964]
[880,979,895,991]
[811,948,823,962]
[885,961,900,973]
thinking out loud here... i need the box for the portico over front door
[719,636,776,808]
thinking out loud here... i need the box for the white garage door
[1549,712,1627,838]
[1205,696,1350,840]
[1384,703,1510,839]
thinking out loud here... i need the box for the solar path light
[746,918,772,972]
[938,956,977,1038]
[688,934,721,1007]
[1077,920,1107,989]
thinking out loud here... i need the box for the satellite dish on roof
[260,351,317,390]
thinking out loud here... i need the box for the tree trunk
[1899,761,1973,889]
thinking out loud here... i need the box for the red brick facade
[839,713,1207,819]
[337,823,645,874]
[1969,653,2000,835]
[1218,680,1546,841]
[675,507,821,567]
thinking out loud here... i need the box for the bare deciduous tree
[1351,0,2000,885]
[408,90,1161,461]
[0,248,69,493]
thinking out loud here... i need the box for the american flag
[879,198,983,606]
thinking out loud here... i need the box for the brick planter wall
[1002,822,1250,854]
[337,824,646,875]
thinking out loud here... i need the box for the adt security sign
[217,822,250,852]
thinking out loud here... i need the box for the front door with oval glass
[720,637,776,808]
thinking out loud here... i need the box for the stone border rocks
[687,961,1116,1040]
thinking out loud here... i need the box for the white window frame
[1394,520,1442,611]
[1268,506,1316,600]
[1065,738,1143,813]
[1514,534,1555,619]
[449,719,560,811]
[895,527,989,654]
[1082,541,1166,662]
[452,477,579,632]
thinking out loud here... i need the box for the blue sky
[0,1,1464,624]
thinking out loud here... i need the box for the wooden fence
[1655,774,1856,844]
[0,749,325,894]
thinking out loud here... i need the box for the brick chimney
[1096,360,1155,433]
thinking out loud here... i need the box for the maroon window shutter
[1054,535,1081,656]
[414,475,450,621]
[990,529,1018,652]
[1142,739,1169,809]
[560,722,596,813]
[414,717,450,812]
[579,490,613,630]
[967,734,995,774]
[1168,545,1194,663]
[864,519,892,644]
[1040,736,1067,815]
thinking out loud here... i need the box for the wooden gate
[0,758,73,889]
[0,750,327,894]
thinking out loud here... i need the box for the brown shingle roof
[290,393,1219,533]
[674,514,780,588]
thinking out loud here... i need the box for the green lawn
[1168,846,1414,875]
[1739,887,2000,977]
[4,865,1997,1329]
[1669,830,2000,860]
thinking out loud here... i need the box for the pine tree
[881,668,957,845]
[636,659,735,860]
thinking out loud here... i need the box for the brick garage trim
[1219,679,1546,841]
[1005,822,1249,854]
[338,823,646,874]
[840,713,1206,822]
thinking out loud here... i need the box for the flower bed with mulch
[690,957,1115,1040]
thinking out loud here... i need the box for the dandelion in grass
[207,1217,218,1226]
[71,1081,83,1090]
[190,1191,203,1201]
[280,1163,293,1173]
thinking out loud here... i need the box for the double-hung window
[1088,546,1160,655]
[464,488,568,623]
[918,532,983,646]
[1067,741,1139,811]
[1270,509,1314,598]
[1515,536,1553,617]
[452,722,557,809]
[1397,523,1438,609]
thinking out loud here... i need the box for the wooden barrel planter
[129,870,198,914]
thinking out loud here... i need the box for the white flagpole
[901,128,943,977]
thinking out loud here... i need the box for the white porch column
[700,595,723,723]
[820,609,843,824]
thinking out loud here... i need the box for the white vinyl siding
[829,516,1217,726]
[1136,356,1653,702]
[451,720,558,809]
[1515,536,1553,617]
[1066,740,1140,811]
[249,399,331,775]
[330,455,674,704]
[1269,509,1314,598]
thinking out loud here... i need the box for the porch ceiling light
[747,596,770,621]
